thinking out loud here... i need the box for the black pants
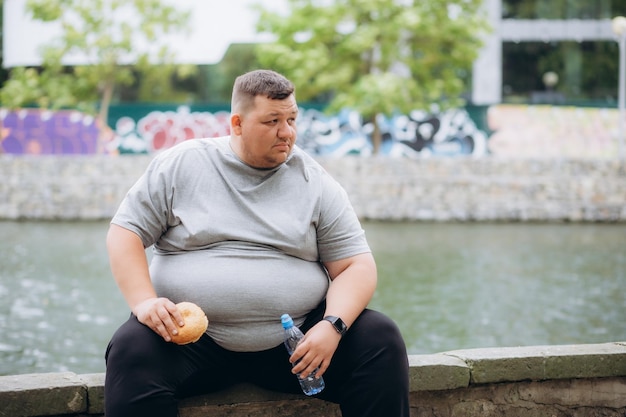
[104,302,410,417]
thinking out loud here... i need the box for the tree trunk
[96,81,115,153]
[371,114,382,155]
[98,81,114,128]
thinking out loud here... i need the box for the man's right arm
[106,223,183,342]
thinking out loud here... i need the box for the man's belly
[149,248,329,351]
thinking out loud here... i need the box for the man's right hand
[133,297,185,342]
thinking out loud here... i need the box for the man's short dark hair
[231,70,295,114]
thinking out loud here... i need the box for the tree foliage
[0,0,191,125]
[255,0,489,152]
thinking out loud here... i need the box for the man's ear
[231,114,243,136]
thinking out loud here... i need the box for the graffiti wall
[0,105,489,157]
[110,106,489,157]
[108,107,231,154]
[293,107,487,157]
[0,108,101,154]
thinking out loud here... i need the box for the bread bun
[170,302,208,345]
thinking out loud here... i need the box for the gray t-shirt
[111,136,370,351]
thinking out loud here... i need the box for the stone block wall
[317,157,626,222]
[1,155,625,222]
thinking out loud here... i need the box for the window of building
[502,41,619,105]
[502,0,624,20]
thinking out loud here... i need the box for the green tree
[255,0,488,153]
[0,0,190,126]
[217,43,262,101]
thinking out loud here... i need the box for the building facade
[473,0,625,105]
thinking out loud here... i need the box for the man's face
[232,94,299,169]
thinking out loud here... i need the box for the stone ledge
[408,353,470,391]
[0,372,87,417]
[444,342,626,384]
[0,342,625,417]
[81,373,105,415]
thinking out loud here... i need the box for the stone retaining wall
[1,155,625,221]
[1,342,625,417]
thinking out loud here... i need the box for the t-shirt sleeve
[111,154,176,248]
[316,173,370,262]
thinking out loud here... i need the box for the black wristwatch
[323,316,348,336]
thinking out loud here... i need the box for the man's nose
[277,120,293,137]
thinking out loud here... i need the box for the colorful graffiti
[108,107,231,154]
[295,107,487,157]
[0,108,101,154]
[2,104,622,157]
[0,105,490,156]
[104,105,626,158]
[107,105,488,157]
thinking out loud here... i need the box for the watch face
[335,318,347,334]
[325,316,347,335]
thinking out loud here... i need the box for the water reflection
[0,221,624,376]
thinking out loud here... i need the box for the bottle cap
[281,313,293,329]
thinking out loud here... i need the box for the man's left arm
[288,252,377,379]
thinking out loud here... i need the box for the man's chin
[274,150,291,163]
[254,154,288,169]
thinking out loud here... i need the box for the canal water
[1,221,625,376]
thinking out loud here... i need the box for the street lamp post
[612,16,626,160]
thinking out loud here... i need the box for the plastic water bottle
[281,313,325,396]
